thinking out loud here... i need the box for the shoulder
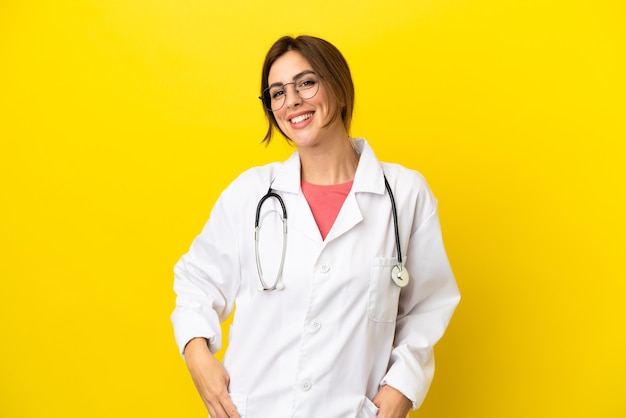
[231,162,281,188]
[212,162,282,207]
[358,138,427,191]
[380,162,439,225]
[380,162,433,199]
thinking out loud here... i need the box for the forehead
[268,51,314,85]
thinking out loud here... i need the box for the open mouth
[290,112,313,124]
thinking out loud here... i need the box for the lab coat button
[300,379,312,391]
[320,264,330,273]
[310,319,322,331]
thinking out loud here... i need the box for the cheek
[315,98,339,124]
[272,112,292,137]
[314,90,337,117]
[274,111,289,128]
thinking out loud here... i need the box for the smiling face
[267,51,347,150]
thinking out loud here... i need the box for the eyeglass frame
[259,71,321,112]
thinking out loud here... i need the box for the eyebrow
[268,70,316,89]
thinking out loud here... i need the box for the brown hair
[260,35,355,144]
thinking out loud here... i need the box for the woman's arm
[373,385,412,418]
[184,338,241,418]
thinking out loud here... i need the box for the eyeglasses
[259,72,321,112]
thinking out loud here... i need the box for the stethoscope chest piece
[391,265,410,288]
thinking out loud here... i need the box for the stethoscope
[254,175,409,291]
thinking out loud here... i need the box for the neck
[299,136,359,185]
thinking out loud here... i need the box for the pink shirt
[301,180,353,240]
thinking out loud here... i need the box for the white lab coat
[171,138,460,418]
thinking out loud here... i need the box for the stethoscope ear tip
[275,282,285,290]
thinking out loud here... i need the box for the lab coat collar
[270,138,386,196]
[270,150,302,194]
[351,138,386,196]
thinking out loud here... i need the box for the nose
[284,83,302,108]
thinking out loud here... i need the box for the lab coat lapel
[271,151,323,245]
[290,193,323,244]
[325,139,386,243]
[324,192,362,243]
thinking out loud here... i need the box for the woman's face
[267,51,345,149]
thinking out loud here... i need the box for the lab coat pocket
[369,257,402,322]
[358,396,380,418]
[228,393,247,418]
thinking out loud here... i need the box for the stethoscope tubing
[255,188,287,228]
[383,176,403,266]
[254,187,288,291]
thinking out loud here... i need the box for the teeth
[290,113,312,124]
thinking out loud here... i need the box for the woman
[171,35,460,418]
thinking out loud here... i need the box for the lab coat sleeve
[170,187,242,356]
[380,188,460,409]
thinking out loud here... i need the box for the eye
[298,78,316,90]
[270,88,285,100]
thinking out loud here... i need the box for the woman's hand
[184,338,240,418]
[372,385,412,418]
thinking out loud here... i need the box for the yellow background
[1,0,624,417]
